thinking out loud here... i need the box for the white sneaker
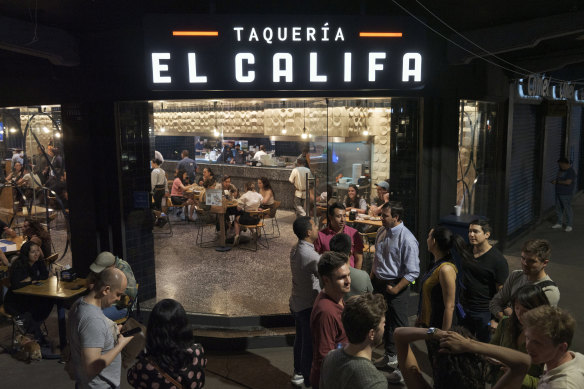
[565,226,573,232]
[291,373,304,386]
[374,353,398,369]
[551,223,563,229]
[387,369,404,384]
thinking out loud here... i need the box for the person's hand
[386,284,400,295]
[503,307,513,317]
[438,331,472,354]
[489,320,498,332]
[117,333,134,348]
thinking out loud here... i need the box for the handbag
[121,318,147,368]
[148,358,183,389]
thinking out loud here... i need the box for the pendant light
[301,100,308,139]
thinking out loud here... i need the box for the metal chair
[238,208,270,251]
[263,201,281,238]
[195,207,219,248]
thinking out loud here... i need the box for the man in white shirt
[523,305,584,388]
[289,157,312,216]
[252,145,268,161]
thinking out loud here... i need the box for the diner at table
[171,169,197,222]
[343,184,368,215]
[3,240,53,342]
[233,181,263,246]
[258,176,275,210]
[23,218,52,259]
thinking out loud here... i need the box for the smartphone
[121,327,142,337]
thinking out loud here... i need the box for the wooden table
[0,236,24,255]
[209,200,238,251]
[14,276,87,350]
[345,216,383,228]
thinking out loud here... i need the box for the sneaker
[551,223,562,229]
[291,373,304,386]
[374,353,398,369]
[565,226,573,232]
[387,369,404,384]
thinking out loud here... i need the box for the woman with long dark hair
[4,241,53,341]
[417,226,472,330]
[258,176,275,208]
[489,284,549,388]
[128,299,206,388]
[343,184,367,214]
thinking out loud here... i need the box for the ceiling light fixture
[301,100,309,139]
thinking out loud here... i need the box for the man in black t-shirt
[461,219,509,342]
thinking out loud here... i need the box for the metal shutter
[569,105,582,177]
[541,116,565,211]
[507,104,538,236]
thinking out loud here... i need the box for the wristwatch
[427,327,438,338]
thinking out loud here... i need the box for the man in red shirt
[314,202,364,269]
[309,251,351,389]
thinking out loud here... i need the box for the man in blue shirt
[370,201,419,383]
[551,157,577,232]
[176,149,196,184]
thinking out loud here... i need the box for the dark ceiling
[0,0,583,83]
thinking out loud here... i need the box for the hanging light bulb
[160,127,166,132]
[9,127,16,133]
[301,99,309,139]
[281,129,287,134]
[363,130,369,136]
[54,132,61,138]
[42,126,50,133]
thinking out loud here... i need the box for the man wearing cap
[551,157,577,232]
[90,251,137,321]
[368,181,389,216]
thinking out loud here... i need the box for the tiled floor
[146,209,299,316]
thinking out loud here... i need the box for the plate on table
[370,217,381,221]
[361,215,371,220]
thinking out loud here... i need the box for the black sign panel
[144,14,426,92]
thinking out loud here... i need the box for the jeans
[372,277,409,355]
[462,310,491,342]
[102,306,128,321]
[555,194,573,227]
[292,307,313,386]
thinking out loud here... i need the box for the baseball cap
[375,181,389,190]
[89,251,116,273]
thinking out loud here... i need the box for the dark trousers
[292,307,313,385]
[462,309,491,342]
[372,277,409,355]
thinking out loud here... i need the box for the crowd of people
[288,200,582,388]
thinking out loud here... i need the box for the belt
[154,185,165,189]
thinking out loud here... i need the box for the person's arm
[358,198,367,213]
[387,238,419,295]
[10,262,32,289]
[439,264,457,330]
[352,231,364,270]
[353,253,363,270]
[387,277,410,295]
[489,274,513,319]
[394,327,434,389]
[82,335,134,378]
[439,331,530,389]
[261,190,274,205]
[289,169,296,185]
[2,226,17,239]
[0,250,8,266]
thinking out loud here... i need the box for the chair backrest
[267,201,280,218]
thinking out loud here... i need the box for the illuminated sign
[516,75,584,102]
[144,15,426,91]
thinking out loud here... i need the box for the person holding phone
[128,299,206,389]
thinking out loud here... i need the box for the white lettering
[334,27,344,41]
[368,52,386,82]
[278,27,288,41]
[310,52,327,82]
[292,27,301,41]
[233,27,244,41]
[306,27,316,41]
[402,53,422,82]
[249,28,259,41]
[273,53,293,82]
[344,52,352,82]
[235,53,255,83]
[321,22,329,41]
[187,53,208,83]
[152,53,171,83]
[263,28,273,44]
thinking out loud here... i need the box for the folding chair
[238,209,270,251]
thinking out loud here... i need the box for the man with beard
[320,293,388,389]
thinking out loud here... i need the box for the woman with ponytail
[416,226,471,330]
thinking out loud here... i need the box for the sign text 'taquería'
[144,15,427,92]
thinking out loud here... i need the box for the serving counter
[162,160,297,210]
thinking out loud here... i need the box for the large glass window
[457,100,498,216]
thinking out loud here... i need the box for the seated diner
[171,169,196,222]
[233,181,263,246]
